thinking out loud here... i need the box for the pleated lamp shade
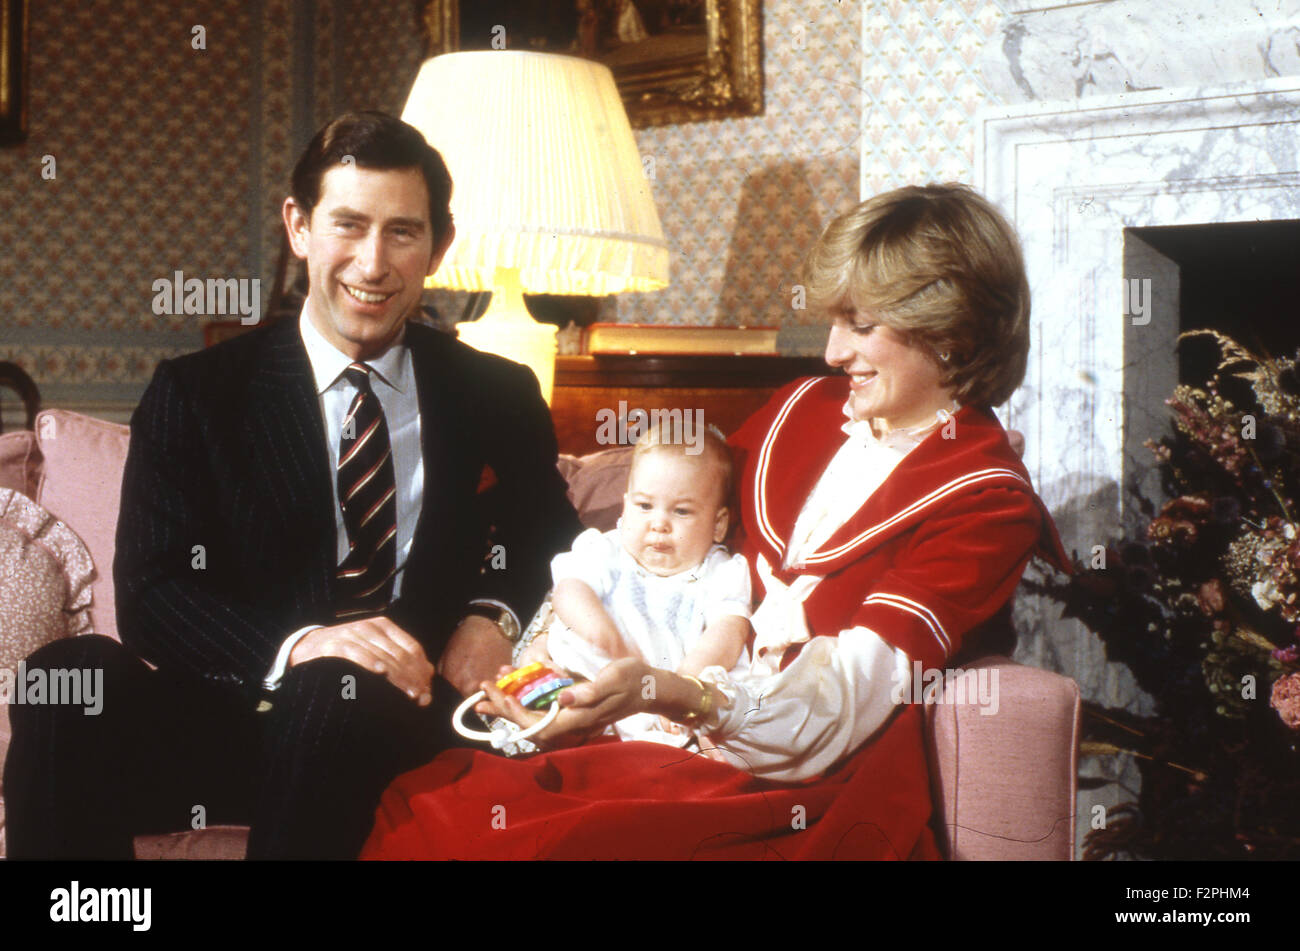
[402,51,669,401]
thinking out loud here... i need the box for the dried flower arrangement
[1027,331,1300,859]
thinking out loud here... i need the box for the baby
[523,420,751,746]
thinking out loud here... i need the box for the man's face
[283,164,452,360]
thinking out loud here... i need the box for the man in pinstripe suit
[4,112,582,859]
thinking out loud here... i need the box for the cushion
[0,487,96,861]
[0,430,41,499]
[0,488,95,672]
[34,410,131,641]
[563,446,632,532]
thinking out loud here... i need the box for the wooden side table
[550,354,829,456]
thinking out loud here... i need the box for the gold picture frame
[0,0,29,145]
[417,0,762,128]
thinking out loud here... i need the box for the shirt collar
[838,397,958,451]
[299,307,410,396]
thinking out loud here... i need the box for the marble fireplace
[968,0,1300,853]
[979,72,1300,577]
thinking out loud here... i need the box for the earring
[939,352,951,362]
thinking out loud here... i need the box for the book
[584,323,779,355]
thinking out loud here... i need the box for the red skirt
[362,704,941,861]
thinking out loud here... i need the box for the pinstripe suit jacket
[113,317,580,698]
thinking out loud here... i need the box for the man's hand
[289,617,435,705]
[439,614,514,698]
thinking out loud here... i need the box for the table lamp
[402,50,669,403]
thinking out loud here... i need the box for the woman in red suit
[362,184,1069,860]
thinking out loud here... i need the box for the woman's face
[824,308,954,431]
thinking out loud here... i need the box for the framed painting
[0,0,28,145]
[416,0,762,128]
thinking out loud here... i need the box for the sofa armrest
[924,655,1080,860]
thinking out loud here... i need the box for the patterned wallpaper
[859,0,1007,193]
[618,0,1011,332]
[0,1,1014,406]
[619,0,863,330]
[0,0,285,406]
[258,0,298,297]
[333,0,427,116]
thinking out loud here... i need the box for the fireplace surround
[970,44,1300,848]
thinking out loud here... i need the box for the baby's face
[621,450,728,577]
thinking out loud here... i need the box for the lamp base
[455,268,558,404]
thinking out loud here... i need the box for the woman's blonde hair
[801,184,1030,408]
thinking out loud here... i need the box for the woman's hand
[474,657,653,748]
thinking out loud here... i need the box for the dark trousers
[3,635,472,859]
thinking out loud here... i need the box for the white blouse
[698,403,947,782]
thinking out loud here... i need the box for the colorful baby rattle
[452,662,576,748]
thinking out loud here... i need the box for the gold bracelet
[680,675,713,725]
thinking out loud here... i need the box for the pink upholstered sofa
[0,409,1080,860]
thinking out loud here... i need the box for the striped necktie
[334,362,398,618]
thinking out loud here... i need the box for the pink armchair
[0,410,1079,859]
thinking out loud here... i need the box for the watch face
[499,610,522,643]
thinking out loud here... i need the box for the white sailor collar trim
[752,379,1029,570]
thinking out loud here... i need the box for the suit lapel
[248,320,336,600]
[405,326,460,566]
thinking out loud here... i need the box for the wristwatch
[462,603,522,644]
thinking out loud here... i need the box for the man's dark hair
[290,111,453,244]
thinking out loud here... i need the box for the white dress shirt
[261,310,424,690]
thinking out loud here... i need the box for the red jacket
[362,377,1071,860]
[730,376,1069,671]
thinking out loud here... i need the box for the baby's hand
[516,632,551,668]
[656,715,687,736]
[699,743,730,764]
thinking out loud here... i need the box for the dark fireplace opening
[1121,218,1300,529]
[1129,219,1300,388]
